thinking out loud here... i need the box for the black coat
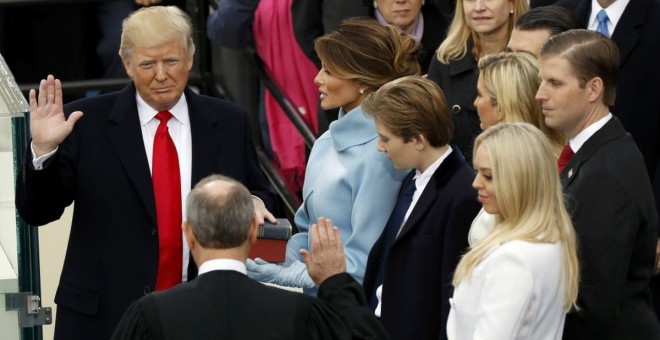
[427,47,480,164]
[363,149,480,340]
[112,271,389,340]
[560,117,660,340]
[15,84,277,339]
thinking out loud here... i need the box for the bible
[248,218,292,263]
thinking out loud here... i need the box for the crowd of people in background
[8,0,660,339]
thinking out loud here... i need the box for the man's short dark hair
[541,29,619,106]
[516,6,583,36]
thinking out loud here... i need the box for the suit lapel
[560,117,627,188]
[107,84,157,225]
[187,89,222,186]
[396,150,463,240]
[573,0,591,25]
[611,0,648,64]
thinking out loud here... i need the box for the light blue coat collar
[329,106,377,152]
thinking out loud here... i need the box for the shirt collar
[374,9,424,43]
[198,258,247,276]
[137,93,190,127]
[413,146,453,188]
[330,105,378,151]
[569,113,612,153]
[589,0,630,31]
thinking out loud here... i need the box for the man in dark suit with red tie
[548,0,660,316]
[15,6,276,340]
[536,29,659,339]
[112,175,388,339]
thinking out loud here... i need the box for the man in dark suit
[361,76,481,340]
[536,29,660,339]
[15,6,276,340]
[112,175,388,339]
[550,0,660,314]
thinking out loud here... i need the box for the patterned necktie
[152,111,182,291]
[596,9,610,38]
[557,144,575,173]
[369,178,417,309]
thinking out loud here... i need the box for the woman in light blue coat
[248,18,421,293]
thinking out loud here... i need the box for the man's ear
[586,77,605,103]
[183,221,196,250]
[247,217,259,246]
[413,134,427,151]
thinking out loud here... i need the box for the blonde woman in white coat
[447,122,579,340]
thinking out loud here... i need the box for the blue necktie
[596,9,610,38]
[369,178,416,309]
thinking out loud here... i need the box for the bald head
[186,175,255,249]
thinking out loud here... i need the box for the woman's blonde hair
[436,0,528,64]
[478,52,564,157]
[315,18,421,91]
[453,122,579,311]
[120,6,195,60]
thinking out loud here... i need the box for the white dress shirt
[588,0,630,35]
[568,113,612,154]
[198,258,247,276]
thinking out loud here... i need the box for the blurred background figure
[505,5,582,58]
[427,0,528,163]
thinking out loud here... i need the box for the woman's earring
[422,0,425,5]
[359,88,365,95]
[510,10,514,14]
[373,1,378,9]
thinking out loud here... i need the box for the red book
[248,219,293,263]
[248,239,287,263]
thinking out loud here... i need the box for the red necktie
[152,111,182,291]
[557,144,574,173]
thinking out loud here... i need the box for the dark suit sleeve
[440,192,481,338]
[315,273,390,340]
[111,295,164,340]
[15,145,74,226]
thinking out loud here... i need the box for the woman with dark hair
[248,18,421,294]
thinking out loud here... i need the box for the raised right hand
[29,75,83,157]
[300,217,346,287]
